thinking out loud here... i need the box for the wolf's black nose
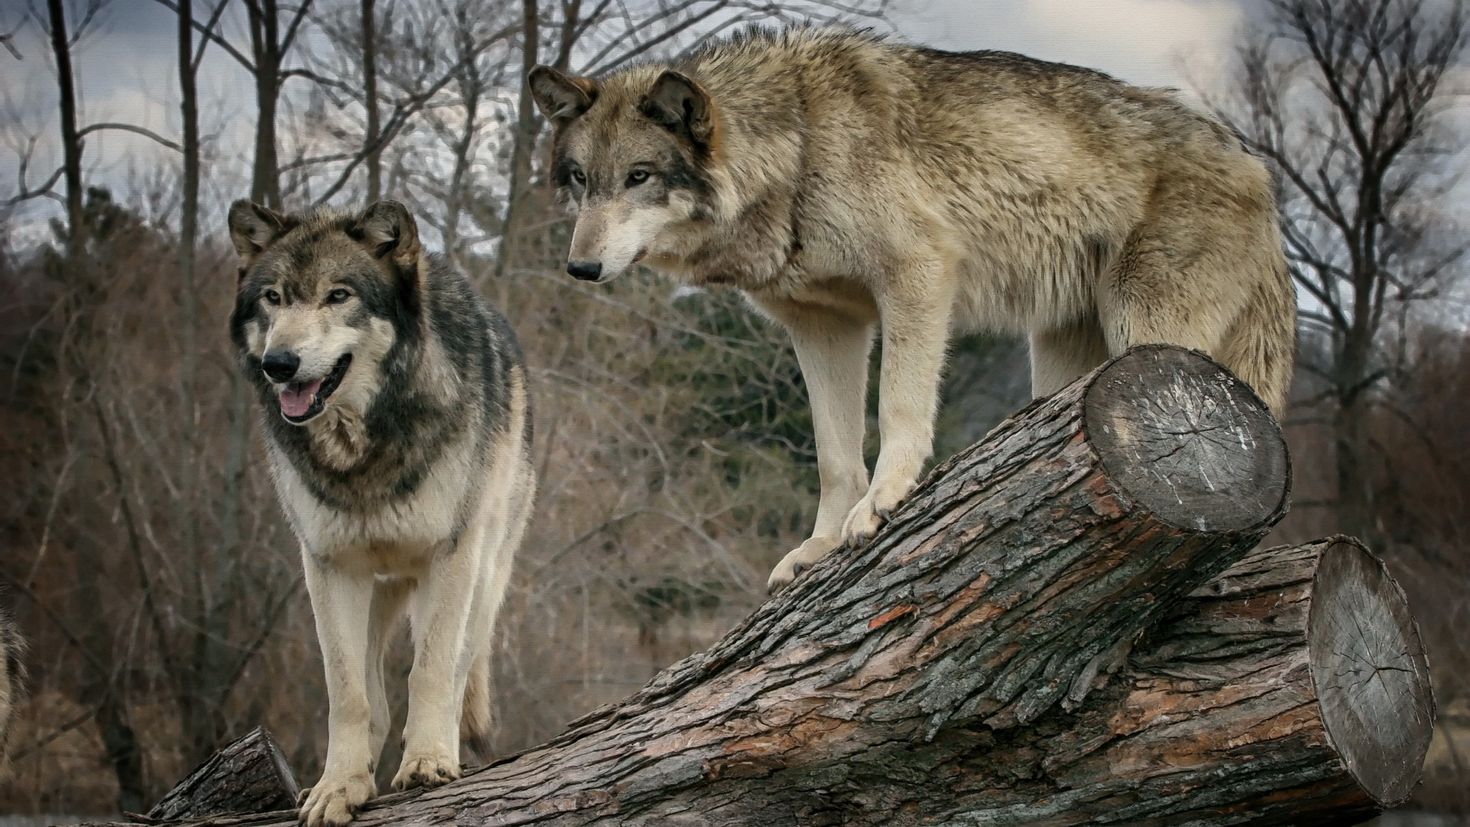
[262,350,300,382]
[566,260,603,282]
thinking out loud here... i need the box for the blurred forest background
[0,0,1468,820]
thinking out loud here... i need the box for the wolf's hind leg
[395,530,485,792]
[1028,316,1111,399]
[460,466,533,761]
[1092,183,1294,409]
[761,301,874,592]
[366,577,410,768]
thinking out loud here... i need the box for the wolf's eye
[264,289,281,306]
[570,168,586,186]
[626,170,651,187]
[326,288,352,305]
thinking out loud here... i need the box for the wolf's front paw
[298,770,375,827]
[767,535,840,593]
[841,481,915,549]
[392,751,461,791]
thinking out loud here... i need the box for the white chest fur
[267,428,480,576]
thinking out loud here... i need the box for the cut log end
[1309,538,1435,807]
[1084,345,1289,533]
[146,726,299,821]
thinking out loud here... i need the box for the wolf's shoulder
[425,255,517,343]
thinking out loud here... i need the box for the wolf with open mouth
[228,199,536,827]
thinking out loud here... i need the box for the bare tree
[42,0,91,252]
[1211,0,1468,547]
[291,0,521,207]
[245,0,311,206]
[360,0,381,200]
[394,0,517,260]
[492,0,543,280]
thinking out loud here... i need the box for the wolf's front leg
[299,556,378,827]
[763,303,874,592]
[393,532,485,792]
[841,263,954,547]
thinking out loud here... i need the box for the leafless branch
[152,0,254,69]
[77,122,184,153]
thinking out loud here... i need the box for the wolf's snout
[262,350,301,382]
[566,260,603,282]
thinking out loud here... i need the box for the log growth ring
[1084,345,1290,533]
[1309,538,1435,807]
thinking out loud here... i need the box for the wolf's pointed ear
[353,200,421,266]
[640,70,718,153]
[529,66,597,125]
[228,199,293,264]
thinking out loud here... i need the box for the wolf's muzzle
[263,350,301,382]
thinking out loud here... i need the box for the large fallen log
[1073,535,1435,823]
[812,536,1436,825]
[88,541,1435,827]
[84,345,1389,827]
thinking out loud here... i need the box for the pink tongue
[279,378,324,418]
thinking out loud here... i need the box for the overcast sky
[0,0,1256,237]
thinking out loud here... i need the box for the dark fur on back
[230,210,529,514]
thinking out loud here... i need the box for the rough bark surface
[86,346,1322,826]
[817,536,1434,826]
[145,727,300,821]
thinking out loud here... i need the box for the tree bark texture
[78,347,1436,827]
[810,536,1435,826]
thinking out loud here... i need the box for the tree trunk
[246,0,283,208]
[90,695,146,815]
[1334,388,1379,548]
[1091,535,1436,822]
[175,0,215,769]
[493,0,539,280]
[45,0,85,253]
[441,83,477,264]
[361,0,380,202]
[840,536,1434,826]
[147,727,300,820]
[69,531,1439,826]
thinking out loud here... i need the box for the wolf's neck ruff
[303,403,369,472]
[265,346,465,511]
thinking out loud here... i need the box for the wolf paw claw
[767,535,840,593]
[298,771,374,827]
[392,753,460,791]
[841,487,911,549]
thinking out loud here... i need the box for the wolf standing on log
[228,200,535,827]
[530,27,1296,592]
